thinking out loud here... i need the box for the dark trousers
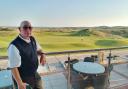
[14,72,44,89]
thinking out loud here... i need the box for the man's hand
[40,54,46,65]
[18,82,26,89]
[37,50,46,65]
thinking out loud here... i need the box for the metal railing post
[107,50,112,88]
[67,53,72,89]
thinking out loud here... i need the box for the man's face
[19,22,32,39]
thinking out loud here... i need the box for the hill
[70,29,91,36]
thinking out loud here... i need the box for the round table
[73,62,105,74]
[0,70,13,88]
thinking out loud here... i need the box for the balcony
[0,47,128,89]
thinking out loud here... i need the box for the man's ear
[18,27,21,32]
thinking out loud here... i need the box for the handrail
[1,46,128,59]
[45,46,128,55]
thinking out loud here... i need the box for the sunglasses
[22,26,32,30]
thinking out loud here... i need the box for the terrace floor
[0,51,128,89]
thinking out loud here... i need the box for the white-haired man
[8,20,46,89]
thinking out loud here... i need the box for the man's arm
[11,68,26,89]
[36,40,46,65]
[37,50,46,65]
[8,44,26,89]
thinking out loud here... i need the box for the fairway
[0,28,128,56]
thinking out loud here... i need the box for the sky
[0,0,128,27]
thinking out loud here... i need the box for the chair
[92,73,109,89]
[84,57,95,62]
[65,59,79,70]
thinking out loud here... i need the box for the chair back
[84,57,94,62]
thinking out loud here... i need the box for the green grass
[0,29,128,56]
[95,39,128,47]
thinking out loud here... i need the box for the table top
[0,70,13,88]
[73,62,105,74]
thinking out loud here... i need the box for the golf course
[0,26,128,56]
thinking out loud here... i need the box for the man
[8,20,46,89]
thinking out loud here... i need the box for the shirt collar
[19,35,31,43]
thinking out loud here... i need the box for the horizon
[0,0,128,27]
[1,26,128,28]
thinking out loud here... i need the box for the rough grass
[70,29,91,36]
